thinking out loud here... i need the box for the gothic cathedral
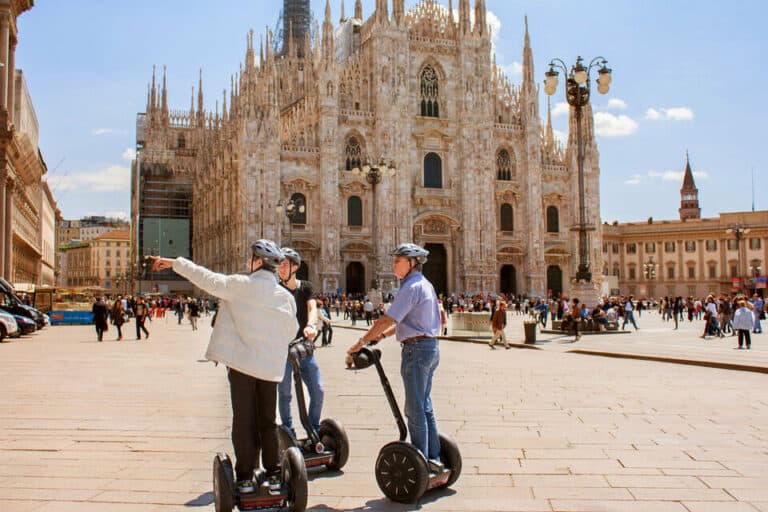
[134,0,603,298]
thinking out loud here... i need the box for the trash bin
[523,321,537,344]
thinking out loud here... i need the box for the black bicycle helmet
[390,243,429,264]
[281,247,302,266]
[250,239,285,270]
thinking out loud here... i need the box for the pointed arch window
[423,152,442,188]
[500,203,514,231]
[177,133,186,149]
[420,65,440,118]
[290,192,307,225]
[496,149,515,181]
[344,136,362,171]
[347,196,362,226]
[546,206,559,233]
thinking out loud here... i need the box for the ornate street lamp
[545,56,612,283]
[276,196,306,246]
[351,157,396,289]
[726,224,750,290]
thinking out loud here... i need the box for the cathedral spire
[474,0,487,36]
[522,15,534,90]
[150,65,157,116]
[393,0,404,25]
[323,0,334,62]
[354,0,362,20]
[459,0,471,34]
[546,96,555,148]
[190,85,195,120]
[340,0,345,22]
[376,0,388,24]
[679,151,701,220]
[161,65,169,123]
[197,68,205,127]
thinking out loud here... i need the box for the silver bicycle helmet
[250,239,285,270]
[390,243,429,264]
[281,247,302,266]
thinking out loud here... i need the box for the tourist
[134,297,150,340]
[622,295,639,331]
[277,247,324,439]
[111,296,125,340]
[149,239,297,494]
[752,294,764,334]
[348,243,444,471]
[489,300,510,349]
[733,299,753,349]
[92,296,109,342]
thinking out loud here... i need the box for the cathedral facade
[134,0,604,298]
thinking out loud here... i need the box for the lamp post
[726,224,750,290]
[276,196,305,246]
[545,56,612,283]
[351,157,396,289]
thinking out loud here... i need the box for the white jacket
[172,258,298,382]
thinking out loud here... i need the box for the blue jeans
[278,355,324,435]
[400,338,440,461]
[622,310,638,330]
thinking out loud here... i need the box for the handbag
[288,337,314,362]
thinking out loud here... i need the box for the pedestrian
[92,296,109,342]
[277,247,324,439]
[111,296,125,340]
[148,239,297,494]
[363,298,374,326]
[134,296,150,340]
[622,295,639,331]
[347,243,444,472]
[438,300,448,336]
[189,299,200,331]
[319,304,333,346]
[752,294,764,334]
[733,299,753,349]
[489,300,510,349]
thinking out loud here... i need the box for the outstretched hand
[148,256,174,272]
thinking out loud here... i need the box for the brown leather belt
[400,335,432,345]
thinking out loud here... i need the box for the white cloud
[91,128,128,136]
[606,98,627,110]
[122,148,136,161]
[105,211,129,220]
[626,169,709,186]
[48,165,131,193]
[645,107,694,121]
[551,102,569,117]
[500,61,523,77]
[594,112,639,137]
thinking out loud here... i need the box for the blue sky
[15,0,767,222]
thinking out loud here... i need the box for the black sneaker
[237,479,255,494]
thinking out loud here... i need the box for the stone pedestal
[570,280,600,308]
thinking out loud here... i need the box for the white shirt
[173,258,298,382]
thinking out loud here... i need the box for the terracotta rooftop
[93,229,130,240]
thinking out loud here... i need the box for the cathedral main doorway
[423,243,448,296]
[547,265,563,298]
[500,265,517,296]
[345,262,365,295]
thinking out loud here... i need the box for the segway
[352,346,461,503]
[277,337,350,472]
[212,446,307,512]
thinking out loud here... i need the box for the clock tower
[679,152,701,221]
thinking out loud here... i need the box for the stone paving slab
[1,315,767,511]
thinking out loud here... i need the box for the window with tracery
[423,152,442,188]
[177,134,186,149]
[347,196,362,226]
[496,149,515,181]
[546,206,559,233]
[420,65,440,118]
[344,136,362,171]
[500,204,514,231]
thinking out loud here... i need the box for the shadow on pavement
[308,488,456,511]
[185,491,214,506]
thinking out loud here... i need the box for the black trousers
[228,368,279,482]
[737,329,751,348]
[136,317,149,339]
[321,322,333,346]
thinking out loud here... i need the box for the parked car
[11,313,36,335]
[0,310,19,341]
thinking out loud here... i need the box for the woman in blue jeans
[348,243,443,470]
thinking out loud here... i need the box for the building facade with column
[59,230,132,293]
[0,1,59,287]
[133,0,604,298]
[602,157,767,298]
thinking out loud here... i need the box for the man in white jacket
[149,239,298,494]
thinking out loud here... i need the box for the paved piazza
[1,313,767,512]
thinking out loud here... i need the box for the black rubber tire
[212,453,234,512]
[277,424,297,457]
[438,433,462,488]
[319,418,349,470]
[375,441,429,503]
[283,446,308,512]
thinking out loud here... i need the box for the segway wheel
[375,441,429,503]
[277,424,297,456]
[319,418,350,470]
[282,446,308,512]
[212,453,234,512]
[438,433,462,488]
